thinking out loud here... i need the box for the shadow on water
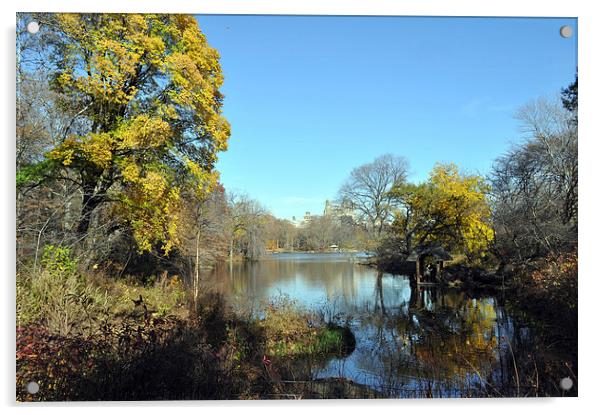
[202,252,577,397]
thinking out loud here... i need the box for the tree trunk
[376,272,386,315]
[194,229,201,305]
[415,255,422,285]
[76,191,101,235]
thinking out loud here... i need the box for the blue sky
[195,15,577,220]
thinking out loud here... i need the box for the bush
[526,250,577,311]
[17,245,188,337]
[17,246,109,336]
[259,296,354,358]
[105,274,187,318]
[16,314,190,401]
[16,325,101,401]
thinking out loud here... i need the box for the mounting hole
[559,25,573,38]
[26,381,40,394]
[27,21,40,34]
[560,377,573,391]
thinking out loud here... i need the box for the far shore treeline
[16,13,577,400]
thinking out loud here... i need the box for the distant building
[323,200,356,222]
[290,212,313,228]
[290,215,303,228]
[303,211,312,222]
[290,202,358,229]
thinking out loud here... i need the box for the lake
[203,252,573,397]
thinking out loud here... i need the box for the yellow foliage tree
[389,163,494,260]
[40,13,230,253]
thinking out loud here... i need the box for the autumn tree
[338,154,409,236]
[20,14,230,255]
[386,163,494,261]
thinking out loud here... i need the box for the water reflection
[203,253,567,397]
[208,253,411,314]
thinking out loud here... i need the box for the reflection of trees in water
[353,287,507,397]
[207,256,410,314]
[201,256,569,397]
[374,273,387,316]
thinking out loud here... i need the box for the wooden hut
[407,245,452,284]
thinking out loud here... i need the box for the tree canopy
[22,14,230,254]
[338,154,409,236]
[389,163,493,259]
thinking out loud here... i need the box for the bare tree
[338,154,410,236]
[16,21,87,269]
[225,191,268,261]
[300,215,336,250]
[264,216,298,251]
[177,185,230,303]
[490,96,577,262]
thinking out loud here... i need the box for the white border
[0,0,587,16]
[2,1,600,414]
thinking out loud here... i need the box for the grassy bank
[16,247,356,401]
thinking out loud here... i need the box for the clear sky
[195,15,577,221]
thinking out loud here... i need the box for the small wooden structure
[407,245,452,285]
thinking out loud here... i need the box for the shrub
[16,314,189,401]
[17,246,109,336]
[258,296,353,358]
[527,250,577,311]
[104,274,187,318]
[16,325,100,401]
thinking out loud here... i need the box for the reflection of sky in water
[213,253,413,314]
[207,253,523,397]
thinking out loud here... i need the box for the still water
[205,252,567,397]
